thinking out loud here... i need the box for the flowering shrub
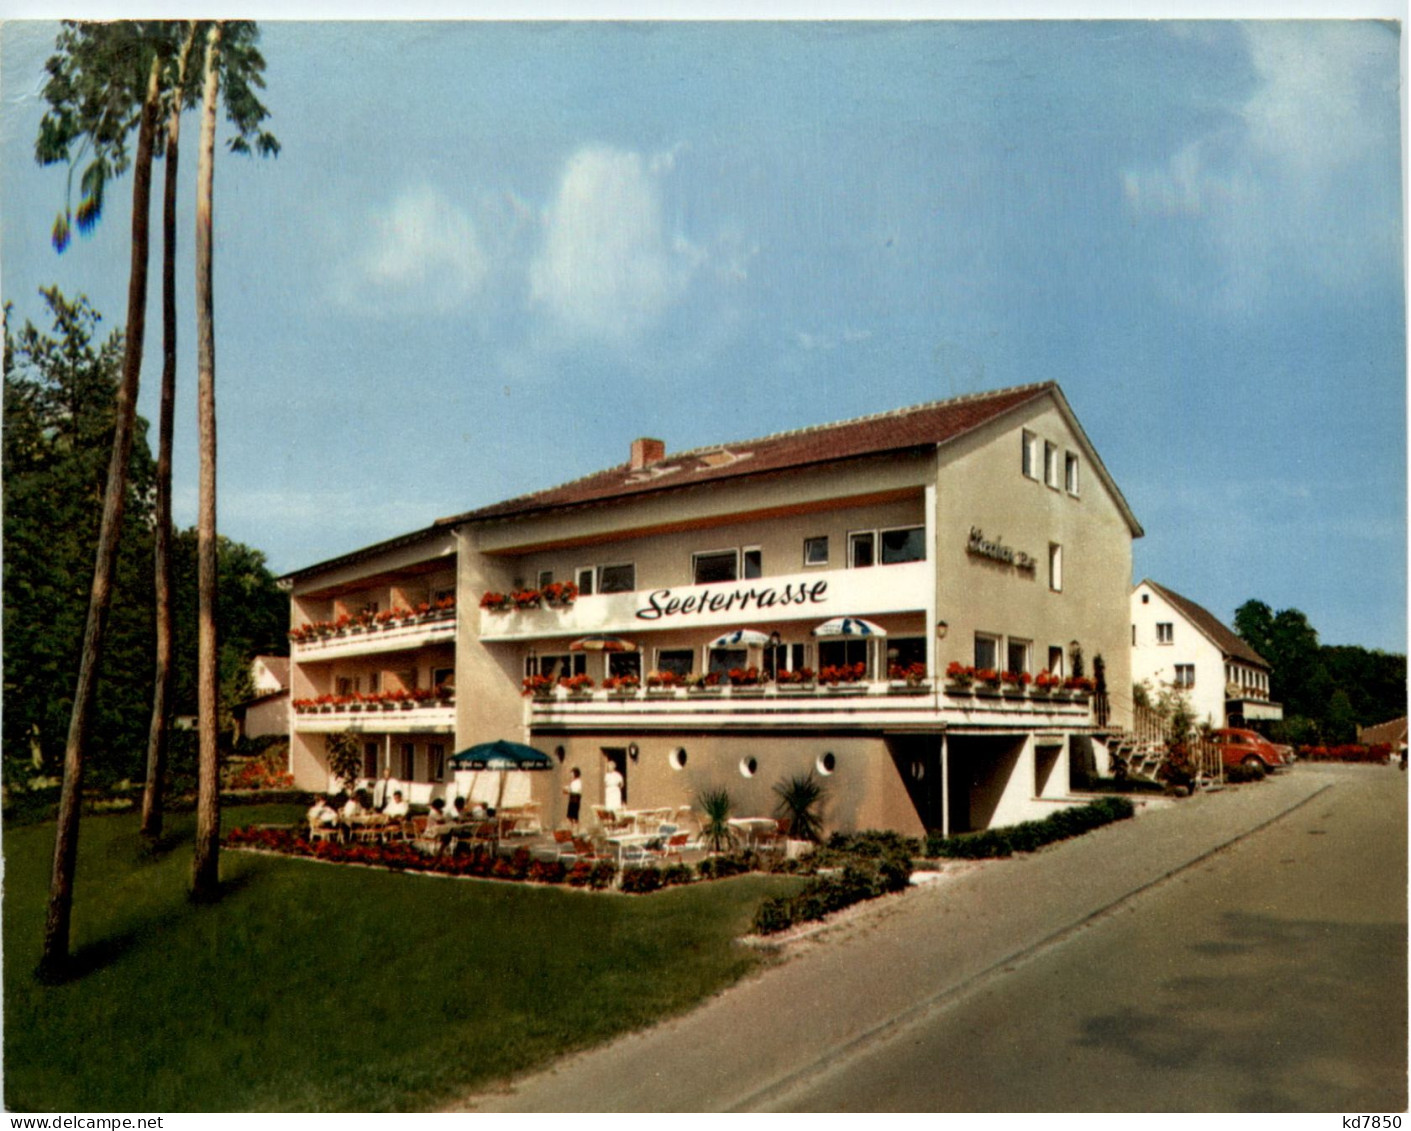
[975,667,1002,689]
[1064,676,1095,693]
[540,581,579,606]
[521,674,554,697]
[226,761,295,791]
[818,662,867,686]
[646,670,684,689]
[774,667,816,685]
[1000,670,1031,688]
[1300,744,1387,763]
[727,666,762,687]
[1033,670,1061,691]
[945,662,976,687]
[479,591,514,612]
[889,661,929,687]
[559,674,596,694]
[292,687,454,712]
[603,675,640,693]
[511,589,542,609]
[686,671,723,690]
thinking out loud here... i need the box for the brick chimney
[630,437,666,470]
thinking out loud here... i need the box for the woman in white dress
[603,761,625,814]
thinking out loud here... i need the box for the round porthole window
[909,759,926,781]
[739,756,758,778]
[816,751,836,775]
[669,747,688,770]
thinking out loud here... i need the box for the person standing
[563,767,583,828]
[603,759,625,814]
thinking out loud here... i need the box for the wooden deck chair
[308,820,340,844]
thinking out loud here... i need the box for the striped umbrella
[569,635,638,653]
[812,617,887,638]
[708,628,774,649]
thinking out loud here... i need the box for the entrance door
[889,736,944,832]
[602,747,628,808]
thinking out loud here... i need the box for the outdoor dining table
[603,831,658,864]
[727,817,779,848]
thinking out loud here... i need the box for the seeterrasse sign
[967,527,1036,573]
[636,580,829,621]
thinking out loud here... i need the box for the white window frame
[597,562,636,594]
[1174,664,1195,689]
[1022,430,1039,480]
[537,569,554,590]
[879,524,926,565]
[803,536,829,567]
[848,530,877,568]
[575,566,595,596]
[654,648,695,677]
[1044,441,1059,489]
[1065,451,1080,496]
[742,546,763,579]
[1048,543,1063,592]
[974,632,1001,671]
[1047,645,1065,678]
[1156,622,1173,645]
[1005,637,1032,675]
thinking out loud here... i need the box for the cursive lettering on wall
[967,527,1036,572]
[636,580,829,621]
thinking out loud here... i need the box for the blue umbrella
[449,740,554,828]
[708,628,773,648]
[812,616,887,638]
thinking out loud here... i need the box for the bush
[751,853,914,935]
[527,859,567,884]
[619,866,663,894]
[825,829,923,858]
[925,797,1133,859]
[752,896,795,935]
[1224,762,1265,784]
[660,864,695,887]
[697,851,755,880]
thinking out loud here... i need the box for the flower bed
[925,796,1133,859]
[293,686,453,712]
[1300,743,1391,763]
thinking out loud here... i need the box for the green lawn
[4,806,802,1111]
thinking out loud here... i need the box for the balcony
[293,698,455,735]
[478,561,931,642]
[291,607,456,661]
[524,680,1093,733]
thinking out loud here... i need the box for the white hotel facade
[283,382,1143,837]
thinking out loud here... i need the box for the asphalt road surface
[463,763,1405,1112]
[771,763,1406,1112]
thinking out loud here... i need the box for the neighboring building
[283,382,1142,836]
[233,656,291,741]
[1130,580,1283,729]
[1357,717,1408,749]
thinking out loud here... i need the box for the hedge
[925,796,1135,860]
[752,852,913,935]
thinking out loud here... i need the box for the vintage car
[1211,727,1290,772]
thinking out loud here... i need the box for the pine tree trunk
[39,53,162,981]
[191,22,223,901]
[142,26,195,843]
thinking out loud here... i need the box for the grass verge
[4,806,802,1111]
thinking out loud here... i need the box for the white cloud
[529,146,703,341]
[1120,23,1400,308]
[334,184,489,314]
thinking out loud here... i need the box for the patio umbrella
[708,628,773,648]
[569,635,638,652]
[812,616,887,638]
[448,740,555,828]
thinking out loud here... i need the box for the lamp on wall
[628,743,640,763]
[554,745,565,764]
[935,620,949,640]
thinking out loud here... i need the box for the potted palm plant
[772,770,825,857]
[696,787,738,854]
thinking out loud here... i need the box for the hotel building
[283,381,1142,837]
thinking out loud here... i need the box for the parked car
[1212,728,1289,772]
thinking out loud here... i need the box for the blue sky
[1,15,1405,652]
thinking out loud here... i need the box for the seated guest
[467,798,489,821]
[425,797,448,830]
[383,790,410,818]
[447,795,466,821]
[341,792,364,820]
[307,796,338,827]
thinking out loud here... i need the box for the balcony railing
[524,680,1093,730]
[293,698,455,734]
[291,607,456,660]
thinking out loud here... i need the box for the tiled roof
[1358,717,1408,746]
[444,382,1056,524]
[255,655,290,687]
[1142,580,1269,667]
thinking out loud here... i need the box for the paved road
[459,764,1405,1112]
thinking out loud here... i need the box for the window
[819,638,868,673]
[537,570,554,590]
[743,547,762,579]
[607,652,641,680]
[598,563,635,593]
[655,649,694,677]
[708,647,747,674]
[887,637,927,671]
[1047,645,1065,678]
[804,536,829,566]
[974,633,1000,671]
[1044,441,1059,488]
[764,642,809,679]
[362,742,379,779]
[529,653,586,680]
[1006,638,1031,674]
[575,566,594,596]
[880,526,925,564]
[432,587,455,604]
[693,549,738,585]
[1065,452,1080,495]
[1022,430,1038,480]
[1048,543,1062,592]
[849,531,875,568]
[1174,664,1195,689]
[398,743,415,781]
[431,667,453,690]
[427,743,446,781]
[367,672,382,693]
[1156,622,1173,645]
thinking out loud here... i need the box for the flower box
[944,682,974,696]
[888,682,930,696]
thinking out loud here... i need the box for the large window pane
[598,563,635,593]
[880,526,925,564]
[850,532,875,568]
[656,649,694,676]
[693,551,737,585]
